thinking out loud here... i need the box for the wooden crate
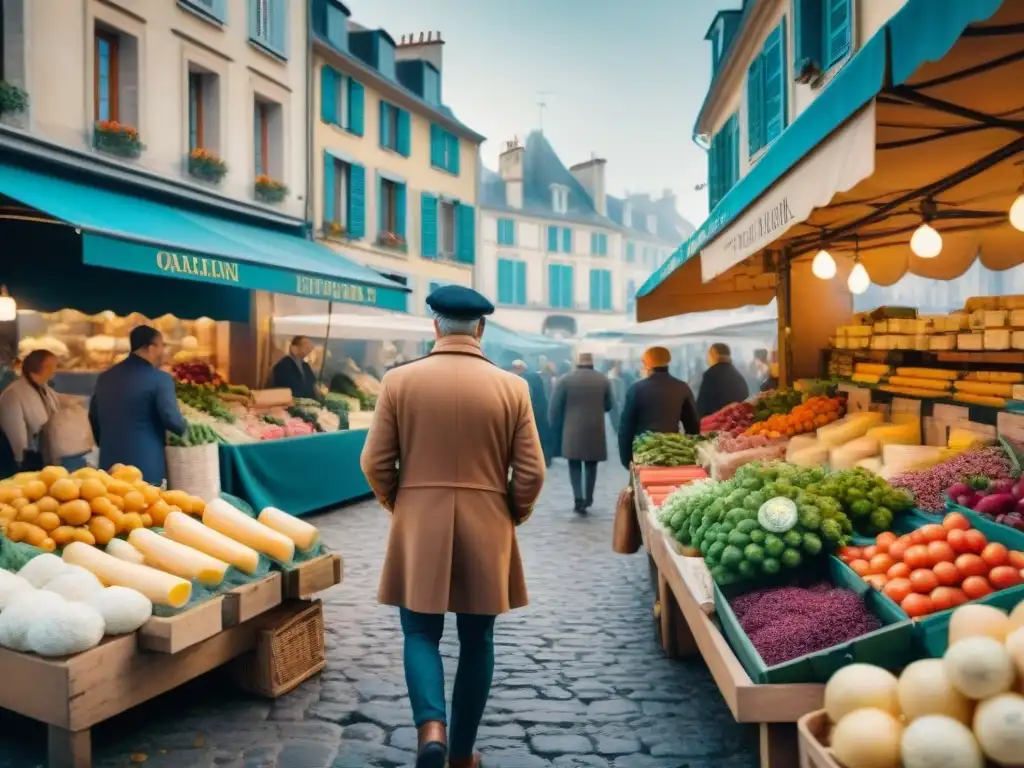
[797,711,836,768]
[233,600,325,698]
[281,553,343,599]
[222,571,283,627]
[137,596,225,654]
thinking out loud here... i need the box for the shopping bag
[612,485,642,554]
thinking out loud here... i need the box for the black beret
[426,285,494,320]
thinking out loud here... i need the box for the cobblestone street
[0,454,758,768]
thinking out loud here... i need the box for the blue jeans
[399,608,496,759]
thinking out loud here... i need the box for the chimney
[622,190,633,228]
[396,30,445,74]
[569,153,607,216]
[660,188,677,209]
[498,137,525,210]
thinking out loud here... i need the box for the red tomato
[887,562,912,580]
[930,586,958,612]
[988,565,1022,591]
[947,529,970,554]
[955,553,988,578]
[849,559,871,577]
[861,545,879,561]
[838,546,862,563]
[864,574,888,590]
[961,575,993,600]
[869,554,895,575]
[888,539,909,563]
[932,561,961,587]
[947,588,969,607]
[920,524,947,543]
[943,512,972,531]
[927,541,956,566]
[875,532,897,553]
[964,529,988,554]
[1009,550,1024,570]
[901,592,934,618]
[910,568,939,594]
[981,542,1009,568]
[904,545,931,570]
[884,577,913,604]
[908,530,927,545]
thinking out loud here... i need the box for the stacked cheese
[952,371,1023,408]
[880,367,956,399]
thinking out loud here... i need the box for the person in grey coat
[548,353,612,514]
[89,326,187,485]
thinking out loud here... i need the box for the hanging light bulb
[910,223,942,258]
[1009,192,1024,232]
[847,261,870,295]
[0,287,16,322]
[811,249,837,280]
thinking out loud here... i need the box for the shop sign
[294,276,377,305]
[156,250,240,283]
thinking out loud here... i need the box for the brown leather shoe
[416,721,447,768]
[447,754,482,768]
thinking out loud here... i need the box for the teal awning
[638,0,1010,313]
[0,161,409,311]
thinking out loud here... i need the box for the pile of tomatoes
[837,512,1024,618]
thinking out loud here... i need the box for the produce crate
[222,571,283,627]
[714,558,917,685]
[281,553,344,599]
[797,710,838,768]
[138,595,226,653]
[233,599,326,697]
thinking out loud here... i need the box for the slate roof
[606,194,696,243]
[480,131,694,242]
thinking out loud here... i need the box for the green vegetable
[727,530,751,548]
[802,532,823,556]
[720,545,743,569]
[761,557,781,575]
[781,548,803,568]
[764,533,785,558]
[743,543,765,565]
[782,530,803,549]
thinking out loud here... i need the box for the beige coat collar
[430,336,487,358]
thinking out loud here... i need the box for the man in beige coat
[360,285,546,768]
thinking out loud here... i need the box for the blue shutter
[727,114,739,188]
[379,102,390,148]
[548,264,560,307]
[348,79,364,136]
[590,233,597,255]
[497,259,513,304]
[603,270,612,310]
[270,0,287,56]
[707,133,720,210]
[747,55,764,156]
[763,21,787,144]
[514,261,526,305]
[601,234,607,255]
[626,242,635,262]
[456,203,475,264]
[794,0,824,71]
[446,133,460,175]
[562,266,574,308]
[547,225,558,252]
[429,124,443,167]
[420,193,438,258]
[589,269,600,310]
[396,109,411,157]
[396,183,407,238]
[826,0,851,67]
[375,173,384,235]
[253,103,262,177]
[322,152,335,225]
[561,228,572,254]
[247,0,258,39]
[321,66,338,124]
[211,0,227,22]
[348,163,365,238]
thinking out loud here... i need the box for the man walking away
[618,346,700,468]
[696,342,750,418]
[360,285,545,768]
[512,360,552,467]
[549,352,612,514]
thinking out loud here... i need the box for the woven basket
[165,442,220,500]
[234,600,326,697]
[797,711,837,768]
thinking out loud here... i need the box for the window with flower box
[93,24,141,157]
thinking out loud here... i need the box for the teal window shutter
[322,152,336,224]
[396,183,407,238]
[561,228,572,254]
[348,79,364,136]
[548,264,560,307]
[247,0,258,40]
[708,132,721,210]
[826,0,851,67]
[348,163,365,238]
[600,234,607,255]
[456,204,475,263]
[727,114,739,188]
[497,259,513,304]
[589,269,600,309]
[497,218,515,246]
[763,20,788,144]
[420,193,438,258]
[446,133,460,175]
[321,66,338,124]
[270,0,287,57]
[547,225,558,252]
[747,56,764,156]
[379,102,390,148]
[794,0,824,72]
[429,125,443,167]
[396,109,411,157]
[514,261,526,304]
[562,266,574,308]
[590,233,598,255]
[375,173,384,234]
[626,242,635,262]
[602,270,611,309]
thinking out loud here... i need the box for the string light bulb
[811,249,837,280]
[0,287,16,322]
[910,223,943,259]
[1009,191,1024,232]
[847,261,870,295]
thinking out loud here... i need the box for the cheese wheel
[61,541,190,608]
[105,538,145,565]
[127,529,230,587]
[257,506,320,552]
[204,499,295,563]
[163,511,261,575]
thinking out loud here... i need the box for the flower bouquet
[0,81,28,117]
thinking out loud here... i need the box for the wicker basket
[234,600,326,697]
[797,710,837,768]
[165,442,221,500]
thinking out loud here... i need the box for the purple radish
[990,478,1015,495]
[974,493,1016,517]
[957,493,980,509]
[947,482,973,500]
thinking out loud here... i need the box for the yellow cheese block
[257,507,320,552]
[878,385,944,399]
[127,528,230,587]
[866,420,921,447]
[62,541,191,608]
[887,376,952,392]
[965,371,1024,383]
[953,393,1008,408]
[851,373,881,384]
[953,380,1014,398]
[104,538,145,565]
[163,511,261,575]
[854,363,889,375]
[894,367,959,380]
[204,499,295,563]
[816,412,884,448]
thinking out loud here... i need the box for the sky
[343,0,723,229]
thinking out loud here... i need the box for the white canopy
[273,311,435,341]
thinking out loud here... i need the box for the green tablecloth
[219,429,371,516]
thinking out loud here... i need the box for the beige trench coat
[360,336,546,615]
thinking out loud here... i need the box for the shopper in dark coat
[618,347,700,468]
[548,353,612,513]
[512,361,552,466]
[269,336,318,399]
[89,326,187,484]
[696,342,750,418]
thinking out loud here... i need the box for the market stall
[0,464,343,766]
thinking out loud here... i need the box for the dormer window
[623,203,633,228]
[550,184,569,215]
[647,213,657,234]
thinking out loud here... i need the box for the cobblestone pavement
[0,447,758,768]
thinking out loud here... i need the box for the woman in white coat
[0,349,60,474]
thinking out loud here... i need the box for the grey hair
[434,313,482,337]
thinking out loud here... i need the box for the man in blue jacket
[89,325,187,485]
